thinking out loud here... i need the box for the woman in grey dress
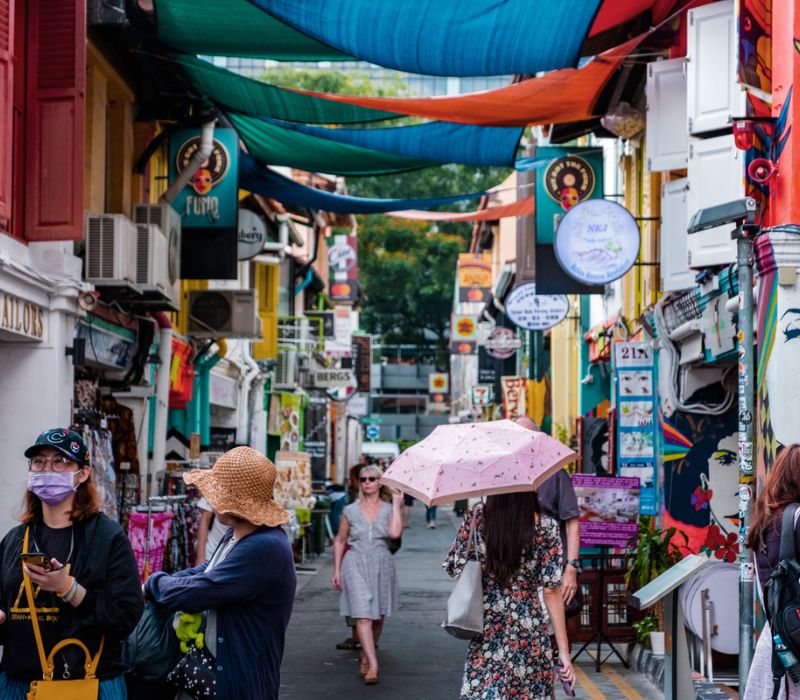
[332,465,403,685]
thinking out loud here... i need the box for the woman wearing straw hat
[144,446,296,700]
[0,428,143,699]
[332,464,403,685]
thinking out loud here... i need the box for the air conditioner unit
[188,290,260,338]
[274,351,298,389]
[133,203,182,281]
[85,214,138,286]
[134,223,180,310]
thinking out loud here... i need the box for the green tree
[358,215,462,365]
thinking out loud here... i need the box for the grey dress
[340,502,399,620]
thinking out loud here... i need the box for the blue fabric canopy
[239,153,487,214]
[247,0,604,77]
[270,119,523,167]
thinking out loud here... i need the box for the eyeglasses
[360,476,379,483]
[29,455,78,472]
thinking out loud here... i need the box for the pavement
[280,506,662,699]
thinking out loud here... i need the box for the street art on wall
[661,409,739,556]
[739,0,771,94]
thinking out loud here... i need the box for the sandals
[359,656,369,678]
[336,637,362,650]
[364,668,379,685]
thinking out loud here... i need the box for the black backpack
[765,504,800,698]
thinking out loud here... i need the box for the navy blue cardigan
[145,526,296,700]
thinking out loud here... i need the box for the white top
[198,497,231,561]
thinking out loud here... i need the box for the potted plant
[625,517,686,655]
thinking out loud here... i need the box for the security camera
[687,197,757,234]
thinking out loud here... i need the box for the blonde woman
[332,465,403,684]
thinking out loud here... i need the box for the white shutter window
[646,59,688,172]
[660,178,694,292]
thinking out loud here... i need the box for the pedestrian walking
[144,446,296,700]
[0,428,144,698]
[331,465,403,685]
[426,506,438,529]
[745,445,800,699]
[444,493,576,699]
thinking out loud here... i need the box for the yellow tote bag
[22,528,104,700]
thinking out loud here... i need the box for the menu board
[274,451,314,510]
[572,474,640,548]
[614,341,657,515]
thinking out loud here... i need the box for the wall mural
[661,409,739,556]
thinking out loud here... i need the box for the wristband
[60,578,78,603]
[56,576,74,598]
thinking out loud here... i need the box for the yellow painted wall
[253,263,279,360]
[549,296,580,440]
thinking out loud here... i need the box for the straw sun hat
[184,446,290,527]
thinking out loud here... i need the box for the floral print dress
[443,506,563,700]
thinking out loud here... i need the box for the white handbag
[442,506,485,640]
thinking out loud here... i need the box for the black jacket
[0,513,144,682]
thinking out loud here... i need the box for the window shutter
[25,0,85,241]
[0,0,13,227]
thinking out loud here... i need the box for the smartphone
[555,665,576,697]
[21,553,52,571]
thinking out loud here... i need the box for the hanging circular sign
[544,155,595,211]
[328,242,357,273]
[554,200,640,286]
[237,209,267,260]
[504,284,570,331]
[484,326,521,359]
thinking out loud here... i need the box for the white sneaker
[427,522,436,529]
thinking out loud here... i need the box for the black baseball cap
[24,428,89,466]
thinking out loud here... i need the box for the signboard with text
[457,253,493,303]
[572,474,640,548]
[504,284,570,331]
[351,335,372,393]
[328,233,359,302]
[313,369,355,388]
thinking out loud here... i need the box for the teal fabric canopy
[229,113,437,176]
[272,119,522,167]
[239,153,487,213]
[155,0,353,60]
[248,0,604,76]
[176,56,400,124]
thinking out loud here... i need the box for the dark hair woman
[0,428,144,699]
[444,493,575,699]
[744,445,800,699]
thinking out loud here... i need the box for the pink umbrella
[381,419,577,506]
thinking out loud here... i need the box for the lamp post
[688,197,758,692]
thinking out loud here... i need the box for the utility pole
[734,215,758,693]
[687,197,758,692]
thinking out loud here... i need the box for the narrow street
[281,507,662,699]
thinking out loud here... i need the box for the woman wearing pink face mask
[0,428,143,699]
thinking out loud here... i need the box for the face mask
[27,472,78,506]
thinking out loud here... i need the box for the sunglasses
[360,476,379,483]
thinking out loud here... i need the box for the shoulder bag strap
[466,504,482,561]
[22,527,106,680]
[779,504,800,563]
[22,527,53,679]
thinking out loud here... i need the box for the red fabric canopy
[590,0,677,36]
[387,198,534,222]
[286,37,642,127]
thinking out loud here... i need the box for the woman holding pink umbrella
[444,492,576,699]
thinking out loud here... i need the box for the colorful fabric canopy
[155,0,352,60]
[590,0,676,35]
[387,198,534,221]
[247,0,603,76]
[176,56,399,124]
[285,37,642,126]
[229,113,437,176]
[238,153,487,214]
[272,120,522,167]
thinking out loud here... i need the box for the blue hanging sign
[168,128,240,231]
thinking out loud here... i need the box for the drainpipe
[159,120,216,205]
[189,339,227,446]
[147,311,173,500]
[250,372,267,451]
[237,347,262,444]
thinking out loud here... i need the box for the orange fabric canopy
[287,37,642,127]
[387,197,534,222]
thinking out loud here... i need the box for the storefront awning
[387,198,534,222]
[247,0,603,76]
[229,113,437,176]
[271,119,522,168]
[239,153,487,214]
[175,55,399,124]
[284,37,642,127]
[155,0,353,60]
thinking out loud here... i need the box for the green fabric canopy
[229,113,437,176]
[176,56,399,125]
[155,0,353,60]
